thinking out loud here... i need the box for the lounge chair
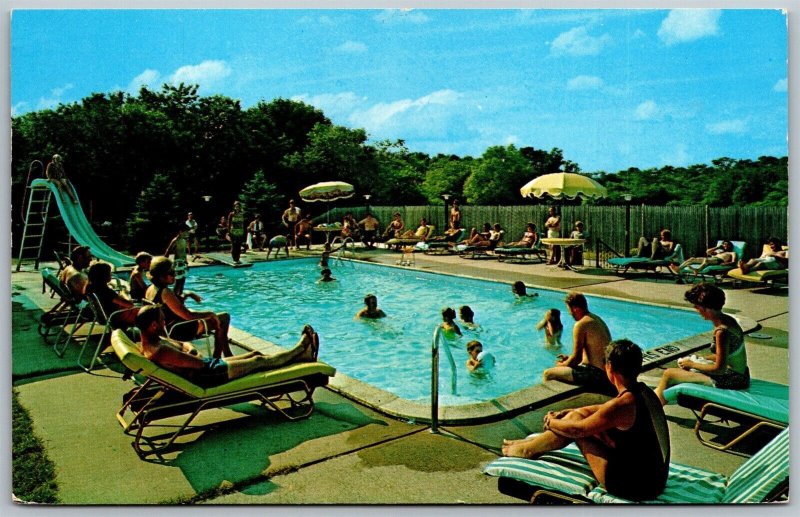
[484,427,789,504]
[457,231,504,259]
[385,225,436,247]
[608,244,684,277]
[111,329,336,457]
[39,268,97,356]
[418,228,467,254]
[663,379,788,456]
[77,293,141,372]
[678,240,746,284]
[495,233,547,263]
[727,244,789,286]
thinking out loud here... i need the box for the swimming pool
[187,259,709,406]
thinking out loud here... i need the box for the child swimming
[536,308,564,347]
[440,307,462,339]
[512,280,538,299]
[466,340,495,372]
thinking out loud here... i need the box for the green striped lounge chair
[663,378,788,456]
[608,244,684,276]
[483,427,789,504]
[495,233,547,263]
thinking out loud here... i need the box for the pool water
[187,259,708,405]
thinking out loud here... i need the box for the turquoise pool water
[187,259,708,405]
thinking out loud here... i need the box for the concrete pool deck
[10,247,790,505]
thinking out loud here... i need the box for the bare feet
[738,260,750,274]
[298,324,319,362]
[502,441,534,458]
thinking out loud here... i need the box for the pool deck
[10,246,790,506]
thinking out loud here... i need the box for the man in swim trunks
[135,305,320,388]
[503,340,670,502]
[739,236,788,274]
[227,200,246,264]
[184,212,200,258]
[282,199,302,248]
[295,214,313,250]
[543,292,614,395]
[266,234,289,259]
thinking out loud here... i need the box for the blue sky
[11,8,787,172]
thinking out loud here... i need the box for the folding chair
[77,293,142,372]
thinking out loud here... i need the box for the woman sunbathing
[462,223,492,246]
[508,223,538,248]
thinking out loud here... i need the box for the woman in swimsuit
[508,223,538,248]
[440,307,462,339]
[673,240,736,275]
[655,283,749,404]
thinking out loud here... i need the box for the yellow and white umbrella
[520,172,607,201]
[299,181,355,202]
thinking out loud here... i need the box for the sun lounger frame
[111,329,335,458]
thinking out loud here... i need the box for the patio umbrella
[299,181,355,223]
[519,172,607,201]
[299,181,355,202]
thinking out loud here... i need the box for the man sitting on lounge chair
[59,245,93,299]
[671,240,737,276]
[502,339,670,502]
[636,229,675,260]
[739,236,788,274]
[135,305,319,388]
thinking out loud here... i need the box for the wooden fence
[325,204,787,260]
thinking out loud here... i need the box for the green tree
[239,170,283,230]
[127,172,181,251]
[420,156,473,204]
[463,145,531,204]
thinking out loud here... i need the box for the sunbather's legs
[208,312,233,358]
[654,367,713,405]
[635,236,651,257]
[226,325,318,380]
[502,408,598,458]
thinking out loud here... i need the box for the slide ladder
[15,183,54,271]
[16,178,135,271]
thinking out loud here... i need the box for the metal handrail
[329,236,355,265]
[430,324,457,434]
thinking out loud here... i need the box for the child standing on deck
[536,308,564,347]
[165,225,189,296]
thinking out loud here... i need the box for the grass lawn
[12,389,60,503]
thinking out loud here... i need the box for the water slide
[31,178,135,268]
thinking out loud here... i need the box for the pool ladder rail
[329,236,356,266]
[430,324,457,434]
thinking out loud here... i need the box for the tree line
[11,83,787,251]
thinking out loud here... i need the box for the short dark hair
[459,305,474,319]
[565,292,588,311]
[767,236,783,248]
[364,293,377,305]
[512,281,527,295]
[442,307,456,321]
[135,304,163,330]
[134,252,152,266]
[684,283,725,311]
[466,340,482,352]
[605,339,643,379]
[321,268,332,276]
[87,261,112,285]
[70,245,90,263]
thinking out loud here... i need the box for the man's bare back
[573,312,612,369]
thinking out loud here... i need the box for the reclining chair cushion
[663,379,789,425]
[112,330,336,399]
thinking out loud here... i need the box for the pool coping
[223,258,760,425]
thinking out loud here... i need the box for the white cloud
[51,83,74,97]
[11,101,29,116]
[773,78,788,92]
[634,100,660,121]
[349,89,464,139]
[336,41,368,53]
[374,9,429,24]
[661,143,691,166]
[706,119,747,135]
[292,92,367,120]
[127,69,161,92]
[658,9,721,45]
[566,75,604,90]
[550,27,612,56]
[169,60,231,87]
[503,135,519,146]
[631,29,646,39]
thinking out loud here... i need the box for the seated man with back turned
[502,340,670,502]
[135,305,319,388]
[543,292,615,395]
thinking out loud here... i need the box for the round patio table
[313,225,343,245]
[541,238,586,271]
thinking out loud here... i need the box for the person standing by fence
[544,206,562,264]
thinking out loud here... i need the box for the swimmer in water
[355,293,386,319]
[466,340,495,373]
[536,308,564,347]
[441,307,462,338]
[317,268,336,283]
[459,305,480,330]
[512,280,539,298]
